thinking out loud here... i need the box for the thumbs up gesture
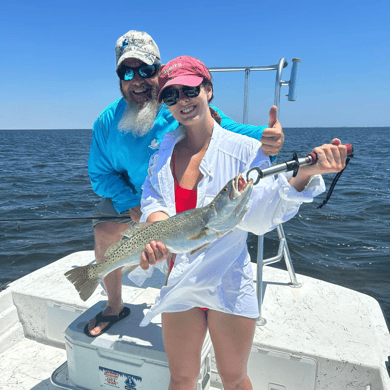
[260,106,284,156]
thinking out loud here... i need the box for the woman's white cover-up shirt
[129,121,325,326]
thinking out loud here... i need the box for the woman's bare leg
[162,308,208,390]
[207,310,256,390]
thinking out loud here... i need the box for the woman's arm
[140,153,173,222]
[147,211,170,222]
[288,140,348,192]
[238,140,348,236]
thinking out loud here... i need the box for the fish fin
[121,222,153,238]
[190,243,210,255]
[64,265,101,302]
[104,240,124,258]
[121,264,139,274]
[187,228,209,241]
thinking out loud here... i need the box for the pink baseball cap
[158,56,211,103]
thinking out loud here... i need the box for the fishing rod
[246,143,354,208]
[0,215,133,223]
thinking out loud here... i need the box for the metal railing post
[256,235,267,325]
[276,225,301,287]
[288,58,301,101]
[243,68,250,124]
[274,58,289,117]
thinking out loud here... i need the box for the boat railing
[209,58,302,324]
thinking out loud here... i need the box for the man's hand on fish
[289,139,349,192]
[140,240,170,270]
[260,106,284,156]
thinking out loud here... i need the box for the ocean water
[0,128,389,327]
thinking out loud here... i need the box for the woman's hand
[304,138,348,176]
[289,139,348,192]
[139,210,170,270]
[140,240,170,270]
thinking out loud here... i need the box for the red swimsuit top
[170,155,208,311]
[172,152,197,214]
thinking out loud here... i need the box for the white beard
[118,99,160,137]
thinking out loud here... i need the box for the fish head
[205,174,253,232]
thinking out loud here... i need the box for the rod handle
[307,143,353,165]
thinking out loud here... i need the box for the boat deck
[1,250,389,390]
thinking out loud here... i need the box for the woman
[135,56,348,390]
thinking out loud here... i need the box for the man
[86,30,284,337]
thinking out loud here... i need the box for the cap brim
[116,51,156,69]
[157,75,203,102]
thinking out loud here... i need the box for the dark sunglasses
[161,86,201,106]
[117,63,160,81]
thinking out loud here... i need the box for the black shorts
[92,198,133,227]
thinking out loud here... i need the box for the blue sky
[1,0,389,129]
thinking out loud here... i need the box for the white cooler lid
[65,299,168,364]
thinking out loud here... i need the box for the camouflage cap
[115,30,161,70]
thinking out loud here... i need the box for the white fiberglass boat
[1,59,389,390]
[1,250,389,390]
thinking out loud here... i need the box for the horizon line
[1,126,390,131]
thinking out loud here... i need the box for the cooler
[64,291,212,390]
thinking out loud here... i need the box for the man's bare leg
[86,221,130,336]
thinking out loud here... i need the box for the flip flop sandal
[84,306,131,338]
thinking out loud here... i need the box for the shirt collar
[158,119,223,180]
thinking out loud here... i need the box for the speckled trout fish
[65,174,253,301]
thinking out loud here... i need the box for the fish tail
[64,264,101,302]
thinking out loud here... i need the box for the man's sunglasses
[161,86,201,106]
[117,63,160,81]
